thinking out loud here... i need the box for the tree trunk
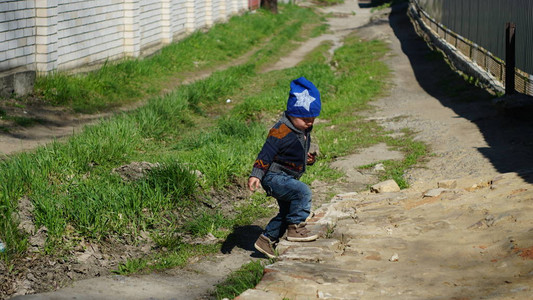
[261,0,278,14]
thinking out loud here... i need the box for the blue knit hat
[286,77,321,118]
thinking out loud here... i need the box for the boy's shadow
[221,225,265,258]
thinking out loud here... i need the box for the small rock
[13,279,34,296]
[468,220,485,229]
[389,253,399,262]
[424,188,447,197]
[317,290,333,298]
[76,251,93,263]
[193,170,204,179]
[29,227,48,248]
[468,215,496,229]
[371,180,400,193]
[309,143,320,156]
[26,273,37,282]
[372,163,385,172]
[437,179,457,189]
[141,244,152,253]
[140,230,151,241]
[18,221,36,235]
[335,192,358,198]
[72,264,89,274]
[112,275,128,282]
[191,233,220,245]
[66,271,75,279]
[311,179,327,188]
[465,183,480,191]
[112,161,159,181]
[485,214,495,227]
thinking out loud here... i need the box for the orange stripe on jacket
[268,123,292,139]
[253,159,270,170]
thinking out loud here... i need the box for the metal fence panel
[416,0,533,74]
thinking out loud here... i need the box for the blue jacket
[250,112,312,180]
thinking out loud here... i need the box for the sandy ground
[6,0,533,299]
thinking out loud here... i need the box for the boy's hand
[307,152,317,165]
[248,177,261,191]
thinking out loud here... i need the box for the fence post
[505,22,516,95]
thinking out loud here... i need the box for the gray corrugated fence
[415,0,533,75]
[413,0,533,95]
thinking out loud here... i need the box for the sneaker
[254,234,276,259]
[287,223,318,242]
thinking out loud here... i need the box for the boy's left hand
[307,152,316,165]
[248,176,261,192]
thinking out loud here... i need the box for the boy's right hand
[248,177,261,192]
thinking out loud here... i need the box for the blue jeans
[261,171,312,241]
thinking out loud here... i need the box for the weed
[371,1,392,13]
[113,257,148,275]
[113,243,220,275]
[325,224,336,238]
[214,260,265,300]
[184,212,232,238]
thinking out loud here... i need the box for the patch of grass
[9,116,42,127]
[184,212,233,238]
[371,1,391,12]
[0,107,43,127]
[34,6,316,113]
[232,192,274,226]
[213,260,266,300]
[356,129,428,189]
[381,130,428,188]
[113,243,220,275]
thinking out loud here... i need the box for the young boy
[248,77,321,259]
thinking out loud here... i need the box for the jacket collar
[281,111,312,135]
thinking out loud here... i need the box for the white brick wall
[56,0,125,70]
[194,0,207,29]
[211,0,222,23]
[139,0,163,50]
[0,0,35,72]
[0,0,248,76]
[171,0,188,39]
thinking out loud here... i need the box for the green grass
[33,6,320,113]
[213,260,266,299]
[0,107,43,130]
[1,5,429,292]
[113,243,220,275]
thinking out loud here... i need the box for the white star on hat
[293,89,316,111]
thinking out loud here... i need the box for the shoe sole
[254,242,276,259]
[287,234,318,242]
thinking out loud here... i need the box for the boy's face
[289,116,316,131]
